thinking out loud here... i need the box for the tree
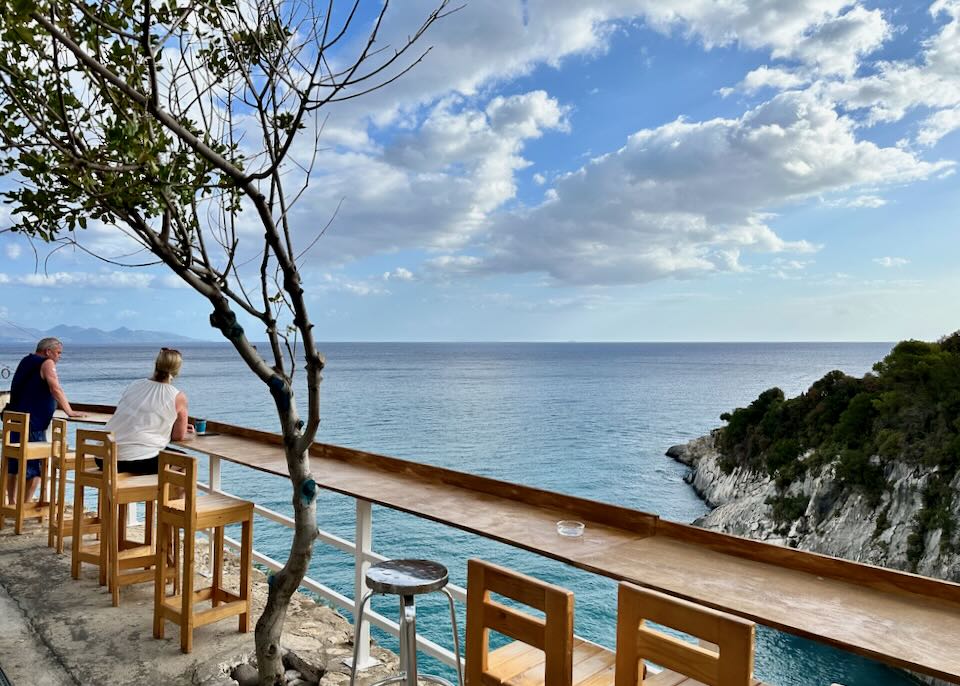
[0,1,450,683]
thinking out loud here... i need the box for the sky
[1,0,959,342]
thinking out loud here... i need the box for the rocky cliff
[669,432,960,686]
[667,432,960,582]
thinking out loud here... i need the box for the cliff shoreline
[668,432,960,686]
[667,432,960,580]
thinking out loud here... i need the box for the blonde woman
[102,348,195,474]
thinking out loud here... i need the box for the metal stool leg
[350,590,375,686]
[442,588,463,686]
[399,595,418,686]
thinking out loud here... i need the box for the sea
[0,341,920,686]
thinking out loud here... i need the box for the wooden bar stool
[71,429,109,586]
[0,411,52,534]
[105,457,175,607]
[47,418,93,552]
[154,450,254,653]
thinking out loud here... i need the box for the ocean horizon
[0,341,918,686]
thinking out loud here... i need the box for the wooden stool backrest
[465,558,574,686]
[75,429,114,485]
[50,418,68,466]
[2,411,29,460]
[158,450,197,521]
[614,582,755,686]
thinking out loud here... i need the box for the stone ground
[0,519,405,685]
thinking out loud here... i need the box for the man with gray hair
[4,337,84,507]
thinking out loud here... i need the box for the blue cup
[195,419,207,434]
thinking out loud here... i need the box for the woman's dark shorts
[95,455,159,475]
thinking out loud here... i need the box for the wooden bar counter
[69,404,960,684]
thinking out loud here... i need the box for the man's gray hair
[36,337,62,353]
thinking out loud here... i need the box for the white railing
[200,454,467,672]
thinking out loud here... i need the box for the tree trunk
[255,444,318,684]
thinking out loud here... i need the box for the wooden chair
[47,418,94,552]
[614,582,756,686]
[154,450,253,653]
[104,450,175,607]
[71,429,109,586]
[465,558,616,686]
[0,410,52,534]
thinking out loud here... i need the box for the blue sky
[1,0,959,342]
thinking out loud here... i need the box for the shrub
[766,494,809,525]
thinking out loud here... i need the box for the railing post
[345,498,379,671]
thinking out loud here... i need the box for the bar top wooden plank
[69,405,960,683]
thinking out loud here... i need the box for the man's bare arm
[40,359,84,418]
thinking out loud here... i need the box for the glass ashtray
[556,520,585,537]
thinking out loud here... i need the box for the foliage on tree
[718,332,960,569]
[0,1,449,682]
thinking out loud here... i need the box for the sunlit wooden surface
[69,404,960,684]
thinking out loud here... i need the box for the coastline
[668,431,959,686]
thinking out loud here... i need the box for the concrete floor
[0,520,402,686]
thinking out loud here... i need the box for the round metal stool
[350,559,463,686]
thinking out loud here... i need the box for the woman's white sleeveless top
[105,378,179,462]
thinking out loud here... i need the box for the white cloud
[383,268,414,282]
[5,243,22,260]
[917,106,960,147]
[640,1,888,75]
[723,66,809,96]
[316,1,895,145]
[828,194,887,208]
[777,5,889,76]
[823,1,960,135]
[117,309,137,319]
[160,274,192,289]
[287,91,568,261]
[443,91,948,286]
[15,271,154,288]
[533,173,547,185]
[84,297,108,305]
[873,256,910,268]
[313,272,388,297]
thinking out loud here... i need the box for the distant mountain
[0,324,199,344]
[0,323,43,343]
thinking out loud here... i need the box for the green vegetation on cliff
[718,332,960,568]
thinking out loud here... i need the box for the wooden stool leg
[145,501,155,547]
[15,463,26,535]
[99,493,110,587]
[181,526,196,653]
[39,457,49,508]
[0,457,8,530]
[212,526,224,608]
[118,503,128,548]
[111,499,121,606]
[239,517,252,633]
[56,464,68,554]
[47,464,57,548]
[71,480,83,579]
[154,519,168,640]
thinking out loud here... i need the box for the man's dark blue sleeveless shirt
[8,353,56,435]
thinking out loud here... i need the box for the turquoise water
[1,341,920,685]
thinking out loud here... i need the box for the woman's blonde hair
[152,348,182,382]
